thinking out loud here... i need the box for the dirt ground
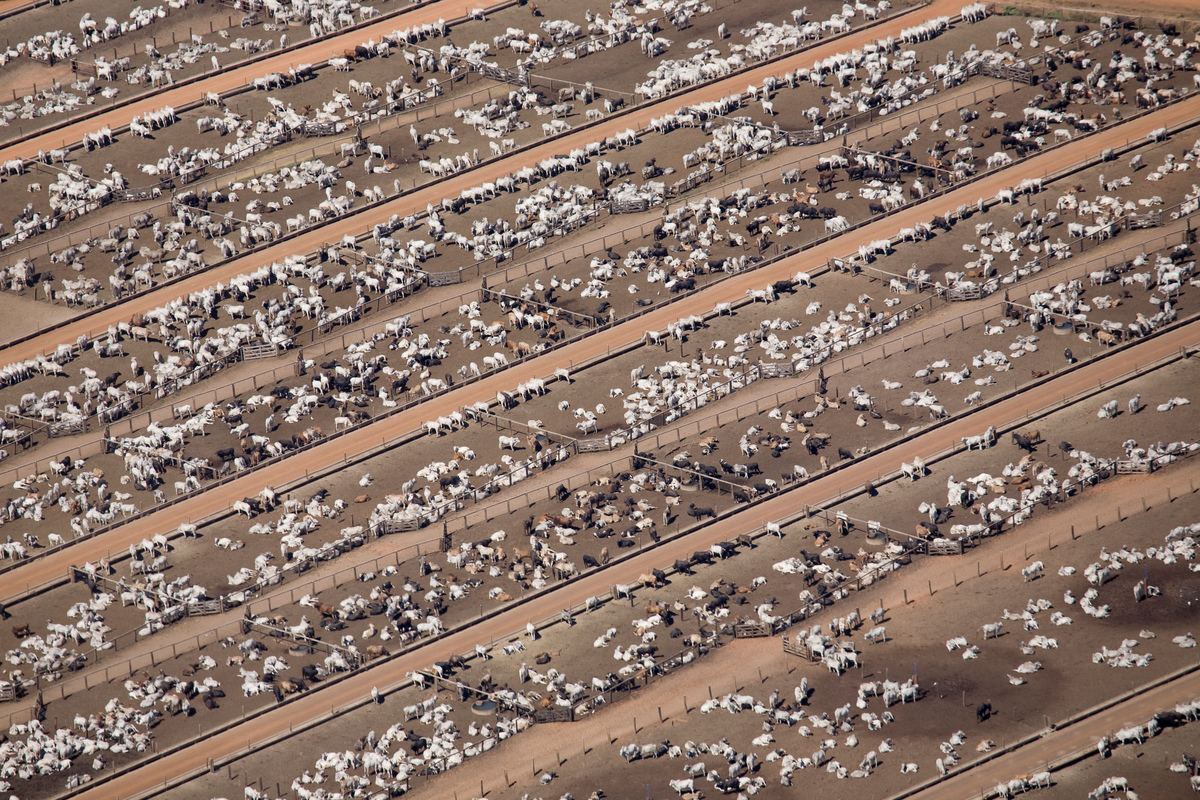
[2,191,1196,759]
[1026,719,1200,799]
[1,1,1200,798]
[7,4,1178,327]
[161,418,1200,800]
[2,211,1191,686]
[1,90,1194,552]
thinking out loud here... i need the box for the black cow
[1011,432,1035,452]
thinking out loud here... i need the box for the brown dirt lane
[0,0,492,163]
[0,0,942,165]
[7,85,1198,370]
[414,457,1200,800]
[3,95,1198,604]
[64,319,1200,800]
[899,669,1200,800]
[0,0,946,359]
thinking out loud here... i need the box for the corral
[0,0,1199,798]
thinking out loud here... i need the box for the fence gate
[978,61,1035,85]
[301,121,341,137]
[610,197,649,214]
[786,129,823,146]
[734,620,771,638]
[47,419,84,438]
[423,270,463,287]
[120,188,159,202]
[925,538,964,556]
[240,343,278,360]
[947,285,984,302]
[1115,460,1155,475]
[574,438,611,453]
[378,518,424,534]
[533,706,574,723]
[479,63,529,87]
[757,362,795,378]
[1125,211,1161,229]
[71,60,99,77]
[187,599,222,616]
[782,635,812,659]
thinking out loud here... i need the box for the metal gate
[70,60,99,77]
[734,620,771,638]
[782,635,812,659]
[47,420,84,438]
[978,61,1035,85]
[925,538,964,556]
[301,121,341,137]
[377,518,424,535]
[479,63,529,87]
[423,270,463,287]
[947,285,984,301]
[186,599,222,616]
[1125,211,1161,230]
[786,129,823,146]
[611,197,648,214]
[757,362,795,378]
[241,343,278,360]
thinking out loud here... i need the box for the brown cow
[11,623,30,638]
[637,572,661,588]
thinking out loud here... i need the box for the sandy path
[0,0,950,360]
[3,93,1198,603]
[62,328,1200,800]
[8,87,1197,367]
[0,0,495,163]
[0,0,939,165]
[412,458,1200,800]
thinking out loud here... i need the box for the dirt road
[6,87,1196,368]
[62,320,1200,800]
[413,458,1200,800]
[0,0,949,361]
[4,94,1198,604]
[900,669,1200,800]
[0,0,493,164]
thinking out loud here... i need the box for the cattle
[687,504,716,520]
